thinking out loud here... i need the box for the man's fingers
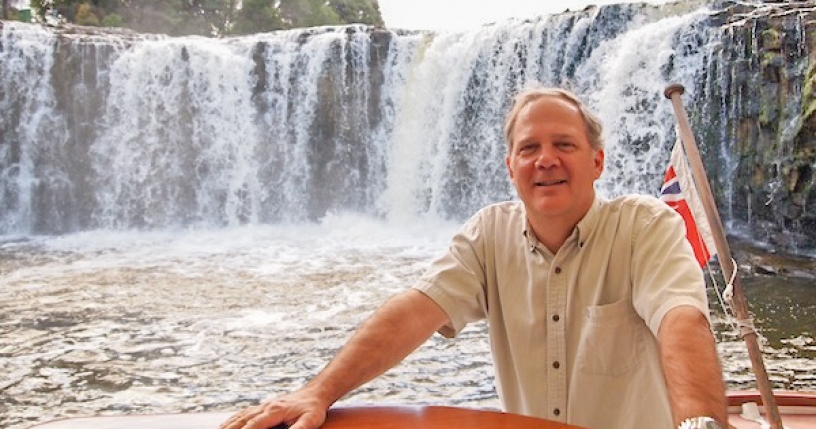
[217,394,327,429]
[219,405,282,429]
[286,411,325,429]
[244,409,288,429]
[218,406,256,429]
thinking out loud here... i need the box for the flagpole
[663,84,784,429]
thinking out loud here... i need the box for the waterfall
[0,5,720,235]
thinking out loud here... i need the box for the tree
[174,0,238,36]
[111,0,210,36]
[278,0,338,29]
[31,0,113,25]
[230,0,284,35]
[329,0,383,27]
[76,3,104,25]
[29,0,385,36]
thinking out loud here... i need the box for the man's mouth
[535,179,567,186]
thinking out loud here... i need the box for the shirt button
[554,267,562,274]
[553,408,561,416]
[553,361,560,369]
[552,314,560,322]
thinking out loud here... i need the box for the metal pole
[663,83,783,429]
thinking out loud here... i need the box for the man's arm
[658,305,729,428]
[219,288,450,429]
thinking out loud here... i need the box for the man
[220,87,728,429]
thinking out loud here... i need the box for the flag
[660,140,717,267]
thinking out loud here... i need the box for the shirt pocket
[576,299,644,376]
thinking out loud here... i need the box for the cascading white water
[0,5,717,235]
[0,23,59,233]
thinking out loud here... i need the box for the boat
[728,391,816,428]
[27,405,584,429]
[24,394,816,429]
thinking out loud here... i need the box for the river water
[2,216,814,429]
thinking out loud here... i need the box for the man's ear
[593,149,605,179]
[506,156,514,180]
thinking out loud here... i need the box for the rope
[707,257,760,339]
[722,258,737,302]
[735,317,759,338]
[705,258,735,329]
[723,258,759,338]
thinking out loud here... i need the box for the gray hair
[503,87,605,153]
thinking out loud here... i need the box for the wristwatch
[678,416,724,429]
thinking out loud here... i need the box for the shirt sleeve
[412,210,489,338]
[630,198,711,337]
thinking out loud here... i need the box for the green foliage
[329,0,383,27]
[230,0,284,35]
[113,0,225,36]
[100,12,122,27]
[279,0,339,29]
[31,0,50,21]
[761,27,782,50]
[75,3,99,26]
[28,0,384,36]
[2,0,29,21]
[803,63,816,121]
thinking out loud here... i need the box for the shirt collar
[521,195,604,251]
[573,195,604,247]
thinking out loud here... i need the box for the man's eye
[518,144,536,153]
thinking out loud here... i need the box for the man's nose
[534,145,560,169]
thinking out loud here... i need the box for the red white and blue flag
[660,140,717,268]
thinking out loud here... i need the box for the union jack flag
[660,140,717,268]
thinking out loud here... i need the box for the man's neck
[526,197,595,253]
[528,217,576,254]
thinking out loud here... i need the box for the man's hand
[219,389,328,429]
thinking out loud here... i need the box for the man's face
[505,96,604,225]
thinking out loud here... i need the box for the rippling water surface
[2,215,814,429]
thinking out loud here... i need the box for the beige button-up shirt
[413,195,710,429]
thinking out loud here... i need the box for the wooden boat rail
[27,405,587,429]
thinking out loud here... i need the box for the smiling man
[220,87,728,429]
[504,90,604,252]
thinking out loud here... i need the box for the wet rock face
[705,1,816,253]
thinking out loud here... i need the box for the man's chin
[525,200,566,217]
